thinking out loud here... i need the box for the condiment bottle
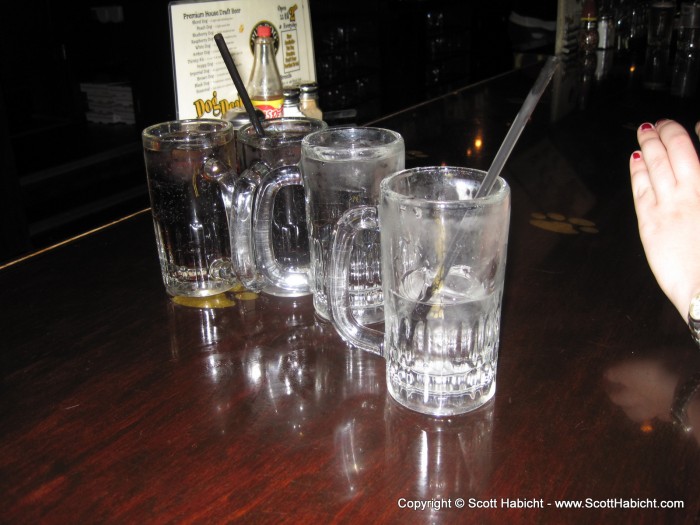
[282,86,304,117]
[579,0,599,55]
[247,25,283,119]
[597,0,615,50]
[596,0,616,81]
[299,82,323,120]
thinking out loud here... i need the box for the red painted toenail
[640,123,654,131]
[632,151,642,160]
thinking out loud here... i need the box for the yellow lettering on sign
[192,91,240,118]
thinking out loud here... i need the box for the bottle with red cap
[579,0,599,55]
[247,25,284,119]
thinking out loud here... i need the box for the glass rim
[301,126,404,151]
[380,166,509,206]
[238,117,327,147]
[141,119,233,146]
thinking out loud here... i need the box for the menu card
[168,0,316,119]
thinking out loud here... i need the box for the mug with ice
[329,166,511,416]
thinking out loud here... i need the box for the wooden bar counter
[2,62,700,524]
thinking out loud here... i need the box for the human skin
[629,119,700,320]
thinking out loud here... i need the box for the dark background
[0,0,514,264]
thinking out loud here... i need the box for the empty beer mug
[232,117,327,297]
[301,127,405,323]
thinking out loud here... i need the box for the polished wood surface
[3,64,700,524]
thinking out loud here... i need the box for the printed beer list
[169,0,316,119]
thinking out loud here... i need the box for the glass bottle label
[252,98,284,119]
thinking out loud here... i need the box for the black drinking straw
[214,33,265,137]
[402,56,560,346]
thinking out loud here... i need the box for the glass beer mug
[232,117,327,297]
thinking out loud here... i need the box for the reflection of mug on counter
[242,319,342,437]
[385,399,494,501]
[333,392,387,499]
[167,293,267,360]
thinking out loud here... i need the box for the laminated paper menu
[168,0,316,119]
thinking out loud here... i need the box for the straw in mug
[403,56,560,345]
[477,55,560,197]
[214,33,266,137]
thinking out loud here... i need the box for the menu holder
[168,0,316,119]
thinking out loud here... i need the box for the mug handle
[329,205,384,356]
[253,165,310,294]
[199,156,238,282]
[230,160,270,292]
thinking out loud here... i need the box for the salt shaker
[282,86,305,117]
[299,82,323,120]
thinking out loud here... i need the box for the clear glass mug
[646,1,676,48]
[671,2,700,97]
[233,117,327,297]
[300,127,405,323]
[142,119,238,298]
[329,166,511,416]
